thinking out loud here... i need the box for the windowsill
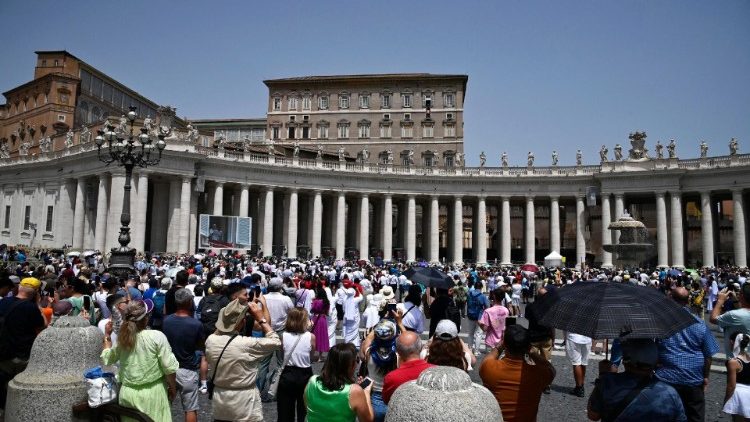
[42,232,54,240]
[1,229,9,237]
[20,231,31,239]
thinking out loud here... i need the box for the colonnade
[3,173,747,269]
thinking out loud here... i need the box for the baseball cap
[434,319,458,340]
[20,277,41,290]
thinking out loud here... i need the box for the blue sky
[1,0,748,165]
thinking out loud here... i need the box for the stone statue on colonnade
[80,126,91,144]
[39,136,52,153]
[668,139,677,158]
[527,151,534,167]
[501,151,508,167]
[293,142,300,158]
[480,151,486,167]
[551,150,558,166]
[655,141,664,159]
[64,130,74,148]
[700,141,708,158]
[0,142,9,159]
[730,138,739,156]
[600,145,608,162]
[627,131,649,160]
[576,150,583,166]
[614,144,623,161]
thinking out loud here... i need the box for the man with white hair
[256,277,294,399]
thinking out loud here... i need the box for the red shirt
[382,359,434,404]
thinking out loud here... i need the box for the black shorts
[336,303,344,321]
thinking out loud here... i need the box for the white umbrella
[82,250,97,258]
[67,251,81,257]
[193,253,205,260]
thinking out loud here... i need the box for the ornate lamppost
[95,106,166,278]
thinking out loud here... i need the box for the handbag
[84,366,118,408]
[207,334,238,400]
[267,333,304,400]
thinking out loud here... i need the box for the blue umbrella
[667,269,682,277]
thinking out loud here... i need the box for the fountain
[603,212,654,269]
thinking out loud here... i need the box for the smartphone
[359,377,373,389]
[83,295,92,310]
[386,303,397,314]
[255,285,261,297]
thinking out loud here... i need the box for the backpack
[445,299,462,330]
[199,295,224,337]
[467,290,485,320]
[454,286,467,303]
[150,291,166,329]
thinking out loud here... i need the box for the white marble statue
[455,152,463,167]
[39,136,52,153]
[527,151,534,167]
[117,115,128,134]
[186,124,200,143]
[386,149,394,165]
[80,126,91,144]
[668,139,677,158]
[700,141,708,158]
[317,143,323,159]
[614,144,623,161]
[143,116,155,135]
[408,149,415,165]
[576,149,583,166]
[268,142,276,156]
[19,140,31,156]
[598,145,608,163]
[655,141,664,159]
[361,147,370,163]
[0,142,9,159]
[338,145,345,161]
[501,151,508,167]
[480,151,486,167]
[65,130,75,148]
[293,142,300,158]
[730,138,739,156]
[551,150,559,166]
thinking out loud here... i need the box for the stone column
[601,194,613,268]
[670,192,685,268]
[132,172,149,253]
[525,196,536,264]
[359,194,369,261]
[166,178,180,252]
[213,182,224,215]
[733,189,747,268]
[336,192,346,259]
[262,188,274,256]
[406,195,416,262]
[613,193,624,244]
[106,174,125,251]
[430,195,440,263]
[576,195,586,268]
[501,196,511,266]
[655,192,669,268]
[452,196,463,264]
[178,176,192,253]
[93,174,110,253]
[238,184,249,218]
[700,191,715,268]
[383,195,393,262]
[287,189,298,259]
[72,178,86,248]
[549,195,560,253]
[189,192,198,253]
[311,190,323,258]
[476,196,487,265]
[56,179,76,246]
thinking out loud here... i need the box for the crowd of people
[0,245,748,421]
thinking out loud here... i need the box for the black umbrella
[403,267,455,289]
[537,281,697,339]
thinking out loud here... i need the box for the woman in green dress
[102,299,178,421]
[305,343,374,422]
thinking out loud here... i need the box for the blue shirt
[655,308,719,386]
[590,372,686,422]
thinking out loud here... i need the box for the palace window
[302,96,311,110]
[272,127,280,140]
[318,95,329,110]
[422,124,434,138]
[318,125,328,139]
[273,97,281,111]
[380,124,391,138]
[401,125,413,138]
[444,123,456,137]
[339,94,349,110]
[402,94,412,108]
[337,123,350,139]
[381,93,391,109]
[288,97,298,112]
[444,93,455,108]
[358,122,370,138]
[359,94,370,109]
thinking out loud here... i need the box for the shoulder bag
[267,333,304,400]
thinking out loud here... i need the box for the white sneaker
[199,385,208,394]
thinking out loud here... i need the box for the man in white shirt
[256,277,294,398]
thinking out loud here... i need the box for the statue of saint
[730,138,739,156]
[614,144,623,161]
[19,141,31,156]
[65,130,75,148]
[576,149,582,166]
[655,141,664,159]
[293,142,300,158]
[338,145,345,161]
[699,141,708,158]
[501,151,508,167]
[316,143,323,159]
[39,136,52,153]
[143,116,155,134]
[455,152,463,167]
[527,151,535,167]
[80,126,91,144]
[480,151,486,167]
[408,149,415,165]
[386,149,394,164]
[551,150,559,166]
[668,139,677,158]
[600,145,608,162]
[0,142,9,159]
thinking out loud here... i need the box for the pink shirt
[480,305,509,348]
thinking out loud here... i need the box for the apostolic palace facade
[0,51,747,269]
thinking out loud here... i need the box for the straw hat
[215,299,247,333]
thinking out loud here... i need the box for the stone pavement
[172,310,734,421]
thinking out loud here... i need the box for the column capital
[383,193,392,200]
[288,187,299,193]
[654,191,666,198]
[453,195,463,200]
[548,195,560,201]
[500,195,511,201]
[525,195,535,201]
[476,194,487,201]
[181,175,192,183]
[214,181,225,187]
[360,193,369,198]
[700,191,712,198]
[613,192,625,199]
[265,186,274,193]
[732,187,745,195]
